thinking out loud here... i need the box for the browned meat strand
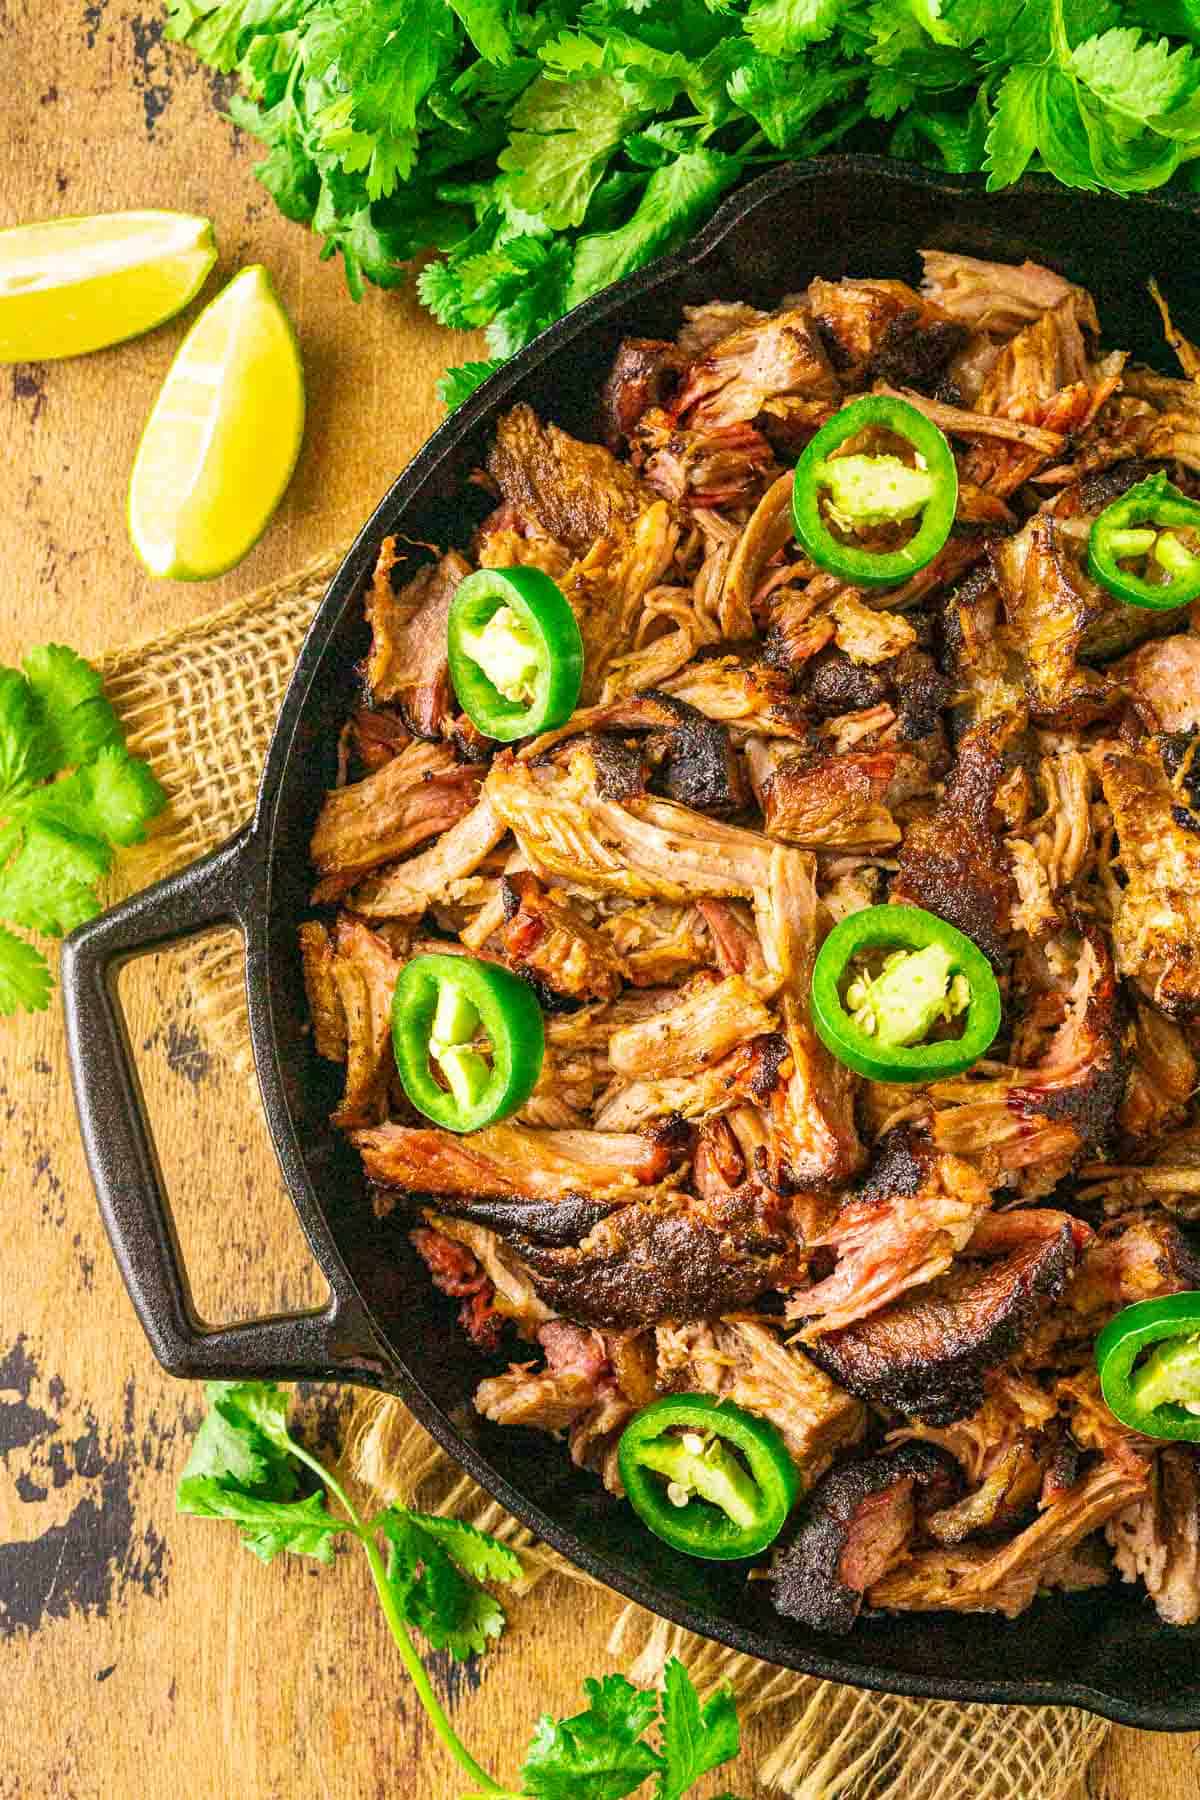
[772,1443,961,1633]
[1100,745,1200,1019]
[365,543,469,738]
[307,251,1200,1635]
[310,740,482,897]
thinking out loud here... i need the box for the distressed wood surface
[0,7,1197,1796]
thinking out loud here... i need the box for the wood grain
[0,7,1196,1796]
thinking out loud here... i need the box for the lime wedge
[0,211,216,363]
[128,265,305,581]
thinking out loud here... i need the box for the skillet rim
[245,154,1200,1728]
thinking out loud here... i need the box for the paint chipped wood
[0,6,1195,1794]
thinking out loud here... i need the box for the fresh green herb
[178,1381,744,1799]
[166,0,1200,396]
[0,645,166,1014]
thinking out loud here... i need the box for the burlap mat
[99,555,1111,1799]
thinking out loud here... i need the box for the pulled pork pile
[304,250,1200,1633]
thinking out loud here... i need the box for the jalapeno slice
[792,395,958,586]
[447,566,583,741]
[390,952,544,1132]
[1096,1293,1200,1442]
[810,903,1001,1083]
[618,1394,800,1560]
[1087,472,1200,611]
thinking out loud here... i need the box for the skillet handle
[61,826,376,1382]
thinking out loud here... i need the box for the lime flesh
[127,265,305,582]
[0,211,216,363]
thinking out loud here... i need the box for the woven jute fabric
[100,555,1110,1799]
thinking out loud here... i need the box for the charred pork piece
[472,498,573,583]
[1119,1001,1199,1143]
[924,1436,1048,1546]
[633,408,780,509]
[1099,745,1200,1019]
[505,1195,789,1329]
[994,513,1119,727]
[746,740,928,853]
[805,1219,1079,1426]
[772,1443,961,1633]
[1066,1211,1200,1324]
[500,872,627,1002]
[538,693,749,816]
[805,277,955,388]
[364,542,470,739]
[487,404,663,558]
[804,647,889,716]
[606,970,775,1079]
[659,655,811,742]
[310,741,482,898]
[349,792,507,919]
[411,1225,503,1352]
[892,721,1016,972]
[601,338,687,450]
[887,647,951,743]
[1108,1446,1200,1626]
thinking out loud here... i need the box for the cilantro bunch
[0,647,166,1015]
[179,1381,744,1798]
[166,0,1200,404]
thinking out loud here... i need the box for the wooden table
[0,9,1196,1795]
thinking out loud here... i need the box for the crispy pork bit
[602,338,686,450]
[500,872,626,1001]
[310,740,482,895]
[788,1131,991,1338]
[868,1456,1146,1618]
[747,739,929,853]
[772,1442,961,1634]
[892,722,1015,971]
[1108,1447,1200,1627]
[350,792,507,919]
[994,513,1117,726]
[805,1217,1079,1426]
[411,1225,502,1351]
[365,543,469,738]
[607,971,775,1080]
[487,404,663,558]
[919,252,1099,339]
[1100,746,1200,1019]
[539,693,749,815]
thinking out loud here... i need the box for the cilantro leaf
[568,147,741,307]
[379,1511,509,1659]
[0,822,110,937]
[438,359,505,407]
[0,669,53,804]
[400,1511,524,1584]
[1071,26,1200,128]
[0,927,51,1017]
[179,1379,304,1494]
[22,644,122,770]
[744,0,844,56]
[656,1660,739,1800]
[448,0,515,65]
[520,1674,663,1800]
[177,1477,345,1563]
[20,746,166,848]
[728,50,863,149]
[498,75,644,229]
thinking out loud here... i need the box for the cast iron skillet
[62,157,1200,1728]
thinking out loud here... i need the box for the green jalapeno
[810,903,1001,1083]
[792,395,958,585]
[1096,1292,1200,1441]
[391,952,544,1132]
[618,1394,800,1560]
[447,566,583,741]
[1088,471,1200,610]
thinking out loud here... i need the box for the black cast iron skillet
[62,157,1200,1729]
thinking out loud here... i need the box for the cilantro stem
[287,1437,508,1797]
